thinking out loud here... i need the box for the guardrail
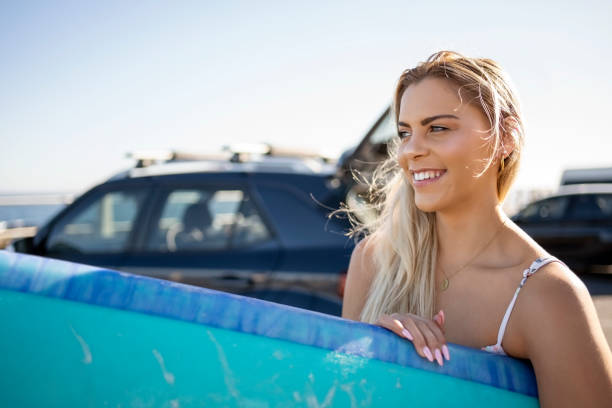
[0,193,74,206]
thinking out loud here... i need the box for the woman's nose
[399,132,429,161]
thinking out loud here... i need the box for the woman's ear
[500,117,518,159]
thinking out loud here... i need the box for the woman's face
[397,77,499,213]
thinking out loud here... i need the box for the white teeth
[413,170,443,181]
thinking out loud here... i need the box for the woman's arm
[342,238,376,321]
[519,264,612,407]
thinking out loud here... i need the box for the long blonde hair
[354,51,525,323]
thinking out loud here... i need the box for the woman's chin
[414,198,440,213]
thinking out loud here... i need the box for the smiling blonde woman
[341,51,612,407]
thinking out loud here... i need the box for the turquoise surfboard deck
[0,251,539,407]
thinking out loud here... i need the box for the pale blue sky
[1,0,611,194]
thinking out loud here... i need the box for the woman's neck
[435,203,508,271]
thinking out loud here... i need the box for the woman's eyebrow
[397,114,459,127]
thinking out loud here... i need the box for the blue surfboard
[0,250,539,407]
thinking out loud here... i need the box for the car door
[120,174,280,294]
[563,193,612,264]
[251,178,353,315]
[39,181,153,269]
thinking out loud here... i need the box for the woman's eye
[398,131,411,139]
[431,126,447,132]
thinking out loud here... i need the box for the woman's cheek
[397,146,411,172]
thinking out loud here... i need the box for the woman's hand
[375,310,450,366]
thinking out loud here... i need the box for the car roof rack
[225,143,335,162]
[127,144,335,168]
[126,150,230,168]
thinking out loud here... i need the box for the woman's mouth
[411,169,447,186]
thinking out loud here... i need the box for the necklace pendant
[441,278,449,291]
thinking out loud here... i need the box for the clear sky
[1,0,611,195]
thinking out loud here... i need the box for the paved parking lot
[582,272,612,346]
[593,296,612,346]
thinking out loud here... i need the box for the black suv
[12,152,349,315]
[12,109,397,315]
[512,184,612,272]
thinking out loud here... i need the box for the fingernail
[434,349,444,366]
[401,329,413,340]
[442,345,450,361]
[423,346,434,362]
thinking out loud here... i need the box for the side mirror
[13,237,35,253]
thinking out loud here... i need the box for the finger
[421,318,447,345]
[433,311,450,361]
[375,314,413,341]
[434,310,445,327]
[395,316,434,363]
[433,312,445,333]
[416,321,447,366]
[442,344,450,362]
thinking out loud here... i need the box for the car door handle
[218,273,268,284]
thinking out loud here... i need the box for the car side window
[146,188,271,252]
[46,188,148,254]
[567,194,612,221]
[596,194,612,217]
[518,196,570,222]
[255,184,347,246]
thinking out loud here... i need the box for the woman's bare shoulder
[341,236,378,321]
[514,262,612,405]
[518,261,589,312]
[516,261,592,333]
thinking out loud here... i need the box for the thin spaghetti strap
[493,256,564,347]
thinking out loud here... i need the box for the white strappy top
[481,256,564,355]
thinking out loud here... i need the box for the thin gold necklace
[438,219,506,291]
